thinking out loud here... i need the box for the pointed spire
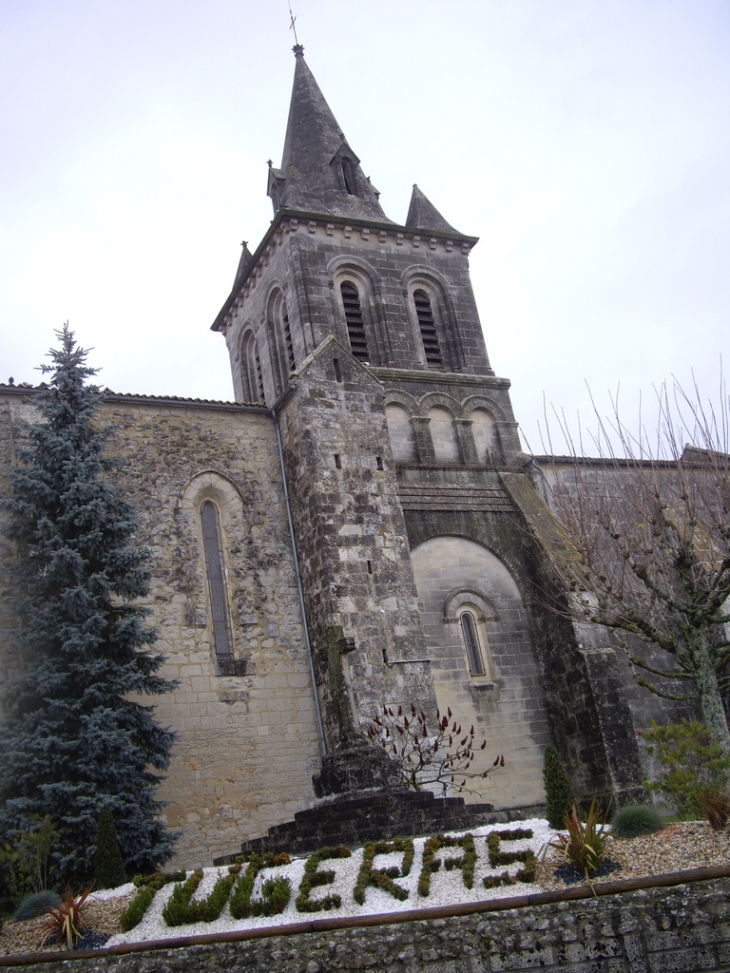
[268,49,389,221]
[405,184,459,234]
[233,241,253,286]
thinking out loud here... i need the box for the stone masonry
[0,46,699,868]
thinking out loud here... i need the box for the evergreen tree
[543,743,574,829]
[0,325,177,885]
[93,806,127,889]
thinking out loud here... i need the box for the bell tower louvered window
[283,308,295,373]
[340,282,369,362]
[201,500,232,660]
[414,289,443,367]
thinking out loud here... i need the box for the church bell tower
[211,46,646,810]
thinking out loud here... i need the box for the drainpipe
[271,388,327,757]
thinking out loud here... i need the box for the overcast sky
[1,0,727,453]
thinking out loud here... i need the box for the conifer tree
[0,325,177,885]
[93,806,127,889]
[543,743,574,829]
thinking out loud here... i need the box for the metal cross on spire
[288,2,299,46]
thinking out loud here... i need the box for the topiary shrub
[543,743,574,829]
[611,805,664,839]
[94,806,127,889]
[13,889,61,921]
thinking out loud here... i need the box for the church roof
[268,46,390,222]
[405,184,460,234]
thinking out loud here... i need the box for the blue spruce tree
[0,325,177,884]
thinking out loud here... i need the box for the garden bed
[1,819,728,959]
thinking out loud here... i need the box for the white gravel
[105,819,557,947]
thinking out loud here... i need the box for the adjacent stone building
[0,47,693,867]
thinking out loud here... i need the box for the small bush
[642,720,730,820]
[354,838,413,905]
[543,744,574,829]
[0,816,57,905]
[611,805,664,839]
[259,876,291,914]
[38,884,93,950]
[549,794,612,882]
[486,829,536,883]
[161,870,203,926]
[701,788,730,831]
[119,871,190,931]
[13,890,61,922]
[295,846,351,913]
[94,807,126,890]
[119,883,159,931]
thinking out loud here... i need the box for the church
[1,47,678,868]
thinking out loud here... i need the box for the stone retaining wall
[4,872,730,972]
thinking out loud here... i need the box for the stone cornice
[370,368,509,390]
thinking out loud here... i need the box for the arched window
[385,403,416,462]
[267,290,296,394]
[340,282,370,362]
[413,289,443,367]
[469,408,497,463]
[342,158,356,195]
[200,500,232,660]
[459,610,486,677]
[427,405,460,463]
[241,331,264,403]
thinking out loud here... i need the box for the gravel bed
[535,820,730,890]
[1,820,727,957]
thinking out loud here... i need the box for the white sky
[1,0,728,453]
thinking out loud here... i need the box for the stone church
[1,48,679,868]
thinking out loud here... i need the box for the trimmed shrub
[94,807,127,889]
[611,805,664,839]
[13,890,61,921]
[543,744,574,829]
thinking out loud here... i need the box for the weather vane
[288,2,300,46]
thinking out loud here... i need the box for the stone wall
[277,339,436,750]
[0,389,323,869]
[8,875,730,972]
[535,456,702,783]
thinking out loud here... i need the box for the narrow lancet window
[342,158,356,195]
[414,289,443,367]
[341,282,370,362]
[201,501,233,660]
[460,611,485,676]
[241,331,265,403]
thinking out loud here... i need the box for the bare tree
[538,379,730,755]
[367,703,504,796]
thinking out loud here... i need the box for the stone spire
[405,184,459,234]
[267,47,389,221]
[233,241,253,286]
